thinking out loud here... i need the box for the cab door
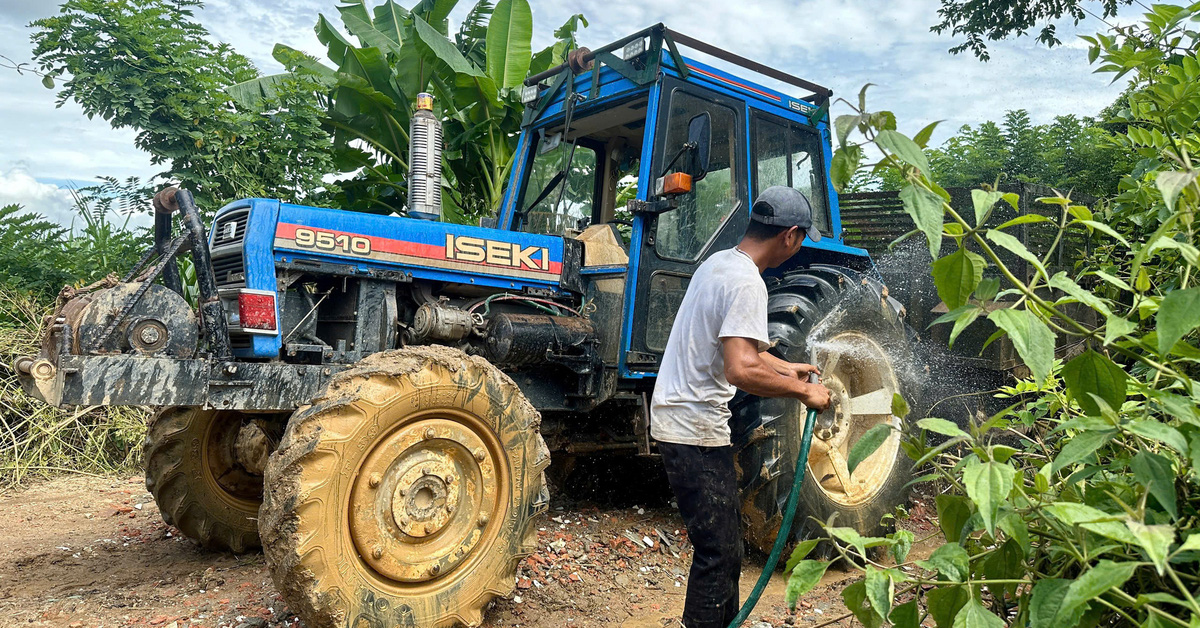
[624,78,749,372]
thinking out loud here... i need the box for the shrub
[784,5,1200,627]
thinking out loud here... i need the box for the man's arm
[723,337,831,410]
[759,350,820,380]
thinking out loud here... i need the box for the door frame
[620,76,750,377]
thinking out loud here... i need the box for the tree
[932,0,1133,60]
[30,0,336,213]
[876,109,1134,197]
[230,0,586,223]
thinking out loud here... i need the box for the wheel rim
[200,411,264,510]
[348,409,506,585]
[806,331,903,507]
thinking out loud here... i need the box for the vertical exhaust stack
[407,92,443,221]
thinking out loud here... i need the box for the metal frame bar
[663,29,832,103]
[524,24,832,105]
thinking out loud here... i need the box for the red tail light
[237,290,277,333]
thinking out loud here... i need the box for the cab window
[753,115,831,236]
[655,90,741,260]
[518,137,599,236]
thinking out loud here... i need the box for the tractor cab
[497,25,868,377]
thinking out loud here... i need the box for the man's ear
[786,226,802,247]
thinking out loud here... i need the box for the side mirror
[686,112,711,182]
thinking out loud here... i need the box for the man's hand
[798,381,831,411]
[724,338,832,409]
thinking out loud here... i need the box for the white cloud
[0,164,78,226]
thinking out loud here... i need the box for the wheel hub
[390,457,459,537]
[349,417,499,583]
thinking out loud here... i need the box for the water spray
[726,371,820,628]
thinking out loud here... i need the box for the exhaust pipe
[408,92,443,221]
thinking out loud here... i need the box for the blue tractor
[17,25,920,628]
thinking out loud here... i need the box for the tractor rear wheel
[259,346,550,628]
[736,265,921,556]
[144,407,278,553]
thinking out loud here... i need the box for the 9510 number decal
[294,228,372,255]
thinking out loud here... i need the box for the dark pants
[660,442,743,628]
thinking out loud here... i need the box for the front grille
[212,209,249,248]
[211,251,246,287]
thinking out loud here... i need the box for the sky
[0,0,1139,227]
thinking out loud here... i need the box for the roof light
[621,37,647,62]
[520,84,540,104]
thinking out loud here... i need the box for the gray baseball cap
[750,186,821,242]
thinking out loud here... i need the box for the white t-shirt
[650,247,770,447]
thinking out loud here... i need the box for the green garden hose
[727,372,820,628]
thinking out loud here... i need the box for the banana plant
[229,0,587,222]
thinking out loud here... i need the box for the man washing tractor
[652,186,834,628]
[17,23,921,627]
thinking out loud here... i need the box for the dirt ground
[0,474,939,628]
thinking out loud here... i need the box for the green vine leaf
[1125,521,1174,575]
[847,424,896,476]
[971,189,1004,226]
[1155,170,1197,211]
[987,308,1055,383]
[933,248,984,310]
[785,559,831,610]
[962,458,1017,535]
[952,597,1005,628]
[877,129,931,174]
[1061,350,1127,416]
[1155,287,1200,354]
[1058,561,1140,622]
[899,184,944,259]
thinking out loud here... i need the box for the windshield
[518,135,598,236]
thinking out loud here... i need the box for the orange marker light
[660,172,693,196]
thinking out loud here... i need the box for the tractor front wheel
[259,346,550,628]
[144,407,279,553]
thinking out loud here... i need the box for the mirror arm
[659,141,697,178]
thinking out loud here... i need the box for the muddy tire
[144,407,271,553]
[259,346,550,628]
[735,265,921,555]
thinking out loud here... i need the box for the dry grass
[0,289,148,487]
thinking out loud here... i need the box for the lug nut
[400,517,410,527]
[478,513,489,526]
[372,546,384,559]
[425,523,435,534]
[399,487,407,497]
[445,474,455,484]
[424,427,436,440]
[368,474,381,488]
[473,449,486,461]
[430,564,441,575]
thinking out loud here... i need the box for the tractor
[17,24,921,628]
